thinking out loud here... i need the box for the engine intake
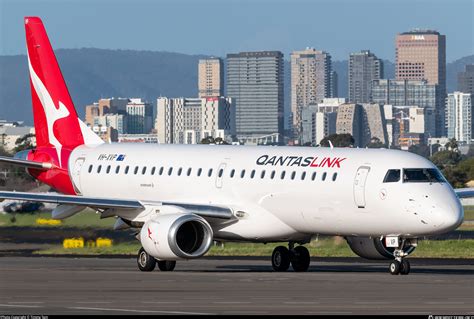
[140,212,213,260]
[346,236,416,260]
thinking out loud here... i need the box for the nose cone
[435,190,464,233]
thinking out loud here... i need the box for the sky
[0,0,473,62]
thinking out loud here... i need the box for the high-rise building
[85,98,130,127]
[156,97,234,144]
[458,65,474,95]
[371,79,438,138]
[227,51,284,144]
[198,58,224,98]
[395,29,446,135]
[348,50,383,103]
[446,92,473,144]
[290,48,333,138]
[362,103,388,146]
[396,30,446,89]
[126,98,154,134]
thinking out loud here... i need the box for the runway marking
[0,304,42,308]
[69,306,214,315]
[389,312,429,314]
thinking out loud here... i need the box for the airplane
[1,16,473,275]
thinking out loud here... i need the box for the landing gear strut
[388,239,411,275]
[271,242,310,272]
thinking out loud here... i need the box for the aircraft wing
[0,191,143,209]
[455,188,474,199]
[0,191,233,220]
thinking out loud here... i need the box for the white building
[126,98,154,134]
[0,126,35,152]
[446,92,473,144]
[156,97,234,144]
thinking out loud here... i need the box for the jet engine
[140,212,213,260]
[345,236,416,260]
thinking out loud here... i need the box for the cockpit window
[383,169,400,183]
[403,168,445,183]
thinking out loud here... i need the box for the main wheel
[137,247,156,272]
[272,246,290,272]
[291,246,310,272]
[400,259,410,275]
[389,260,401,275]
[158,260,176,272]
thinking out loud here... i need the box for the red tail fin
[25,17,102,167]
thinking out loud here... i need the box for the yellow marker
[36,218,62,226]
[96,237,113,247]
[63,237,84,249]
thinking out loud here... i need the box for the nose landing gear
[271,242,311,272]
[388,239,412,275]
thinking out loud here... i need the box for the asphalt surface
[0,256,473,315]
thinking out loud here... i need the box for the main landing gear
[137,247,176,272]
[271,242,310,272]
[388,239,411,275]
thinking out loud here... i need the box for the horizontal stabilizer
[0,156,53,170]
[455,188,474,199]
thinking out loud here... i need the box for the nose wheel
[388,238,412,275]
[271,243,310,272]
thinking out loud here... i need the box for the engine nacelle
[140,212,213,260]
[346,236,416,260]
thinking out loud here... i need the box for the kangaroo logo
[28,56,70,166]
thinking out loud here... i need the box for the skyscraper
[198,58,224,98]
[396,29,446,136]
[348,50,383,103]
[226,51,284,144]
[458,65,474,95]
[290,48,333,139]
[446,92,473,144]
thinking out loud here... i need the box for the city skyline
[1,0,472,62]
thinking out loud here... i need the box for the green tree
[13,133,35,153]
[320,134,354,147]
[408,144,431,158]
[366,137,386,148]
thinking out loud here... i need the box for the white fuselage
[68,144,463,242]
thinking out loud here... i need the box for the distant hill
[0,48,472,125]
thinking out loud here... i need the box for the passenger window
[159,167,164,175]
[311,172,316,181]
[260,170,266,179]
[301,171,306,180]
[106,165,111,174]
[230,169,235,178]
[115,166,120,174]
[125,166,129,174]
[187,168,192,176]
[218,168,223,177]
[142,167,147,175]
[241,170,246,178]
[280,171,286,180]
[332,172,337,181]
[151,167,156,175]
[384,169,401,183]
[168,167,173,176]
[88,165,93,173]
[197,168,202,176]
[271,170,276,179]
[177,167,182,176]
[291,171,296,180]
[134,166,139,175]
[250,170,255,179]
[208,168,213,177]
[97,165,102,173]
[322,172,327,181]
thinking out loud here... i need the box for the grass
[35,238,474,259]
[0,208,115,228]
